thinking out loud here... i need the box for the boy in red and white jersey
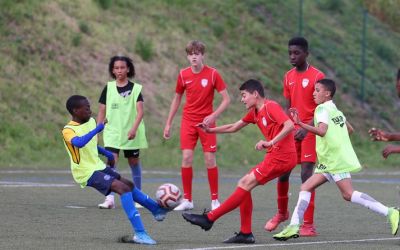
[182,79,297,244]
[163,40,230,211]
[265,37,325,236]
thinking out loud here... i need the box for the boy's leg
[223,191,255,244]
[182,173,258,231]
[274,174,326,241]
[99,150,119,209]
[265,172,290,231]
[127,151,141,190]
[300,162,316,236]
[336,177,399,235]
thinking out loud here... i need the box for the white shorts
[322,172,351,183]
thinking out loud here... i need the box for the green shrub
[135,36,154,62]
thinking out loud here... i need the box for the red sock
[240,191,253,234]
[277,180,289,214]
[181,167,193,201]
[207,166,218,200]
[207,187,249,222]
[303,191,315,224]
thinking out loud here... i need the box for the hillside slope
[1,0,399,170]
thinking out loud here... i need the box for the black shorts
[87,167,121,195]
[105,147,140,158]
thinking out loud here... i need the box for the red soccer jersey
[176,65,227,122]
[242,100,296,154]
[283,65,325,123]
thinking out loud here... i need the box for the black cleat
[223,232,255,244]
[182,211,214,231]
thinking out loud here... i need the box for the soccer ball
[155,183,182,209]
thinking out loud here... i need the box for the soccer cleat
[264,211,289,231]
[135,203,143,209]
[98,196,115,209]
[223,232,255,244]
[173,199,194,211]
[211,199,220,210]
[132,232,157,245]
[299,223,318,237]
[387,207,400,235]
[273,224,300,241]
[153,206,170,222]
[182,210,214,231]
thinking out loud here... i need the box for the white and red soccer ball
[155,183,182,209]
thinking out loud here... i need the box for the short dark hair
[66,95,87,115]
[108,56,135,79]
[239,79,265,97]
[185,40,206,55]
[397,68,400,81]
[317,79,336,97]
[288,37,309,52]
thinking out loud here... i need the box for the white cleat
[211,199,220,210]
[98,196,115,209]
[173,199,194,211]
[135,203,143,209]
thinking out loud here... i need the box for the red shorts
[295,131,316,164]
[180,119,217,152]
[251,152,297,185]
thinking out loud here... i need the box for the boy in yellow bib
[62,95,169,245]
[273,79,399,241]
[97,56,148,209]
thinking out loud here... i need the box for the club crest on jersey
[262,117,267,127]
[302,78,309,88]
[201,79,208,87]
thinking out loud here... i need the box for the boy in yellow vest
[62,95,169,245]
[273,79,399,241]
[97,56,148,209]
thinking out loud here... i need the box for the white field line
[176,237,400,250]
[0,181,74,187]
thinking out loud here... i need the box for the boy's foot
[119,232,157,245]
[299,223,318,236]
[98,197,115,209]
[264,211,289,231]
[153,206,170,222]
[133,232,157,245]
[273,224,300,241]
[223,232,255,244]
[182,211,214,231]
[135,203,143,209]
[174,199,194,211]
[211,199,220,210]
[387,207,400,235]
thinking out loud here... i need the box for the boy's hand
[255,140,272,151]
[107,158,115,168]
[196,122,210,132]
[382,144,400,158]
[128,128,137,140]
[103,118,108,125]
[163,125,171,139]
[202,114,216,127]
[368,128,389,141]
[289,108,300,124]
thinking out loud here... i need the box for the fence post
[360,9,368,101]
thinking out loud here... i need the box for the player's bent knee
[342,192,352,201]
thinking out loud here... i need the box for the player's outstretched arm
[97,146,115,167]
[198,120,248,134]
[71,123,105,148]
[163,93,182,139]
[368,128,400,142]
[382,144,400,159]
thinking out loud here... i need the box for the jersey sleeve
[315,106,329,125]
[62,128,76,143]
[137,93,143,102]
[98,85,107,104]
[241,109,256,124]
[213,70,227,92]
[267,102,290,125]
[282,73,290,99]
[175,72,185,94]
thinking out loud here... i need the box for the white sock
[290,191,311,225]
[350,191,388,216]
